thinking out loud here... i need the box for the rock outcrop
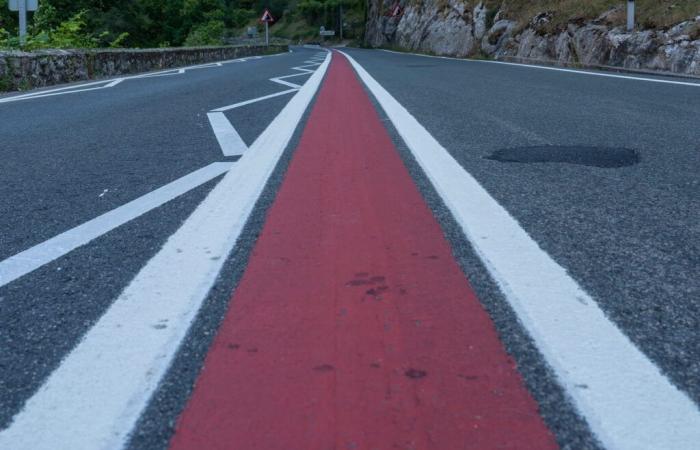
[0,45,287,92]
[365,1,700,76]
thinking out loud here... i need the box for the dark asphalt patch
[487,146,640,168]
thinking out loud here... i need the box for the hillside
[366,0,700,75]
[0,0,364,50]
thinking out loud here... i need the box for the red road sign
[260,8,275,23]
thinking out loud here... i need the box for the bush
[184,20,225,46]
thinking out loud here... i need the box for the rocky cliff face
[365,1,700,75]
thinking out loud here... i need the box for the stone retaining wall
[0,45,288,92]
[366,1,700,77]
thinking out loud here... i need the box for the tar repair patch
[487,146,640,168]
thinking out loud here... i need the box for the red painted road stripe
[170,53,557,449]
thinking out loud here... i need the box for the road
[0,46,698,449]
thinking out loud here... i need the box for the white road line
[207,112,248,156]
[380,49,700,87]
[0,79,114,103]
[0,51,331,450]
[103,78,124,88]
[0,52,291,105]
[269,77,303,88]
[0,162,234,289]
[341,50,700,450]
[207,54,320,155]
[211,88,298,112]
[0,84,112,103]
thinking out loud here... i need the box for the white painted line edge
[212,88,297,112]
[0,50,293,104]
[340,50,700,450]
[379,49,700,87]
[0,162,234,289]
[207,112,249,156]
[270,77,303,89]
[0,50,332,450]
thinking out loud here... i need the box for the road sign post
[8,0,38,46]
[627,0,635,31]
[260,9,275,46]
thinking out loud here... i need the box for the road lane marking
[207,112,248,156]
[379,49,700,87]
[207,58,320,156]
[0,52,292,105]
[103,78,123,88]
[0,162,234,289]
[341,50,700,450]
[269,77,303,88]
[211,88,297,112]
[0,51,331,450]
[170,50,556,450]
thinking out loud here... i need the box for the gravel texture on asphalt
[0,47,322,430]
[127,48,326,450]
[343,46,700,428]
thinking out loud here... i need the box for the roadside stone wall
[366,1,700,77]
[0,45,287,92]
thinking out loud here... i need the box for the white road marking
[0,51,291,105]
[0,79,113,103]
[0,84,114,103]
[207,55,320,155]
[380,49,700,87]
[103,78,124,88]
[0,51,331,450]
[341,50,700,450]
[212,88,297,112]
[0,162,234,289]
[269,76,303,88]
[207,112,248,156]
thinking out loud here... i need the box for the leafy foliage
[0,0,366,50]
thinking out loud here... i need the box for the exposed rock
[482,19,517,56]
[473,2,488,40]
[364,0,700,76]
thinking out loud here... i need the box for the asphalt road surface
[0,46,698,450]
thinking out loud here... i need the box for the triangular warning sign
[260,9,275,23]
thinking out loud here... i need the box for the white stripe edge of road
[207,112,248,156]
[212,88,297,112]
[0,162,234,289]
[339,50,700,450]
[0,51,291,104]
[380,49,700,87]
[0,50,331,450]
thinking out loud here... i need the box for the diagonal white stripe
[212,89,297,112]
[0,162,234,289]
[0,50,331,450]
[207,112,249,156]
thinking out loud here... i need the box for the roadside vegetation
[480,0,699,30]
[0,0,365,50]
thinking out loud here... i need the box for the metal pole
[627,0,635,31]
[18,0,27,46]
[265,21,269,46]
